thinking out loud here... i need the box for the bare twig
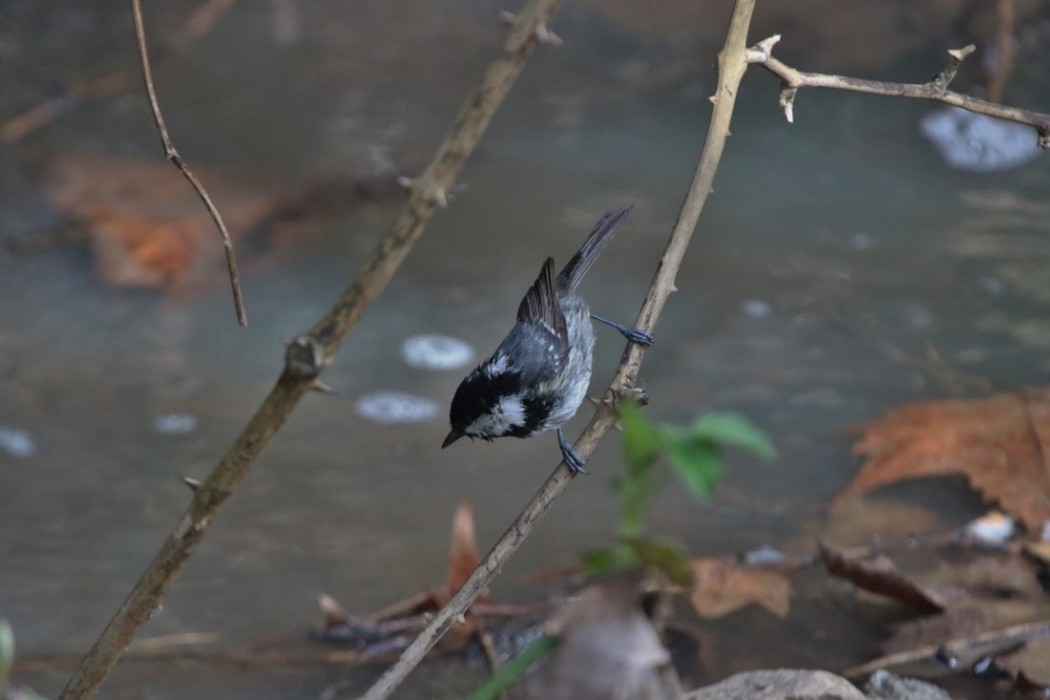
[747,36,1050,147]
[0,0,236,145]
[0,71,133,145]
[57,1,563,697]
[841,620,1050,679]
[357,2,760,698]
[131,0,248,326]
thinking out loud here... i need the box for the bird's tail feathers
[556,206,634,294]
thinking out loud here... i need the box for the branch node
[535,23,563,46]
[746,34,781,63]
[779,85,798,123]
[285,335,327,379]
[1038,128,1050,150]
[933,44,975,91]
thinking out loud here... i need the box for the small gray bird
[442,207,651,473]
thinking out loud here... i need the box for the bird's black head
[443,358,527,448]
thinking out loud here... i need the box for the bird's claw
[623,328,654,346]
[557,428,589,475]
[590,313,653,347]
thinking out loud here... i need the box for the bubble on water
[852,233,874,251]
[742,545,787,567]
[0,427,37,458]
[920,106,1039,173]
[153,413,198,435]
[979,277,1004,295]
[355,391,439,424]
[401,334,474,370]
[740,299,771,318]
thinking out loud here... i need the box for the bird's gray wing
[514,257,569,378]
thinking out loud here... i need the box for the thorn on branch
[933,44,975,91]
[606,385,649,409]
[310,379,335,394]
[182,476,200,492]
[499,11,517,25]
[779,85,798,123]
[535,23,562,46]
[396,176,416,191]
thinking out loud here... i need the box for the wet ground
[2,1,1049,698]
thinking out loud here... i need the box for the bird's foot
[590,313,653,347]
[557,428,589,475]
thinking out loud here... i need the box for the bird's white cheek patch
[498,396,526,426]
[466,396,526,438]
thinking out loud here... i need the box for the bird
[442,206,652,474]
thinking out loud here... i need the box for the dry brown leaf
[837,388,1050,532]
[689,556,791,619]
[819,541,945,611]
[445,500,480,595]
[835,539,1050,685]
[317,593,349,627]
[84,206,203,288]
[45,155,275,290]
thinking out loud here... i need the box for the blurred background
[1,1,1049,697]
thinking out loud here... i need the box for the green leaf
[620,402,662,475]
[581,548,620,577]
[666,437,723,500]
[692,412,776,460]
[624,537,695,587]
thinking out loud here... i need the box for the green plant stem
[468,635,561,700]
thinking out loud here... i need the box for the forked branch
[747,35,1050,147]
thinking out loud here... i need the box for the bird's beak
[442,429,463,449]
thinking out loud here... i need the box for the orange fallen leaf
[837,388,1050,533]
[689,556,791,618]
[445,500,480,595]
[84,206,202,288]
[45,155,275,290]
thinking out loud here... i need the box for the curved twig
[57,2,564,698]
[357,1,760,698]
[747,35,1050,147]
[131,0,248,326]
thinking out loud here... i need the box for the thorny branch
[58,1,564,698]
[358,1,760,698]
[131,0,248,326]
[746,35,1050,147]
